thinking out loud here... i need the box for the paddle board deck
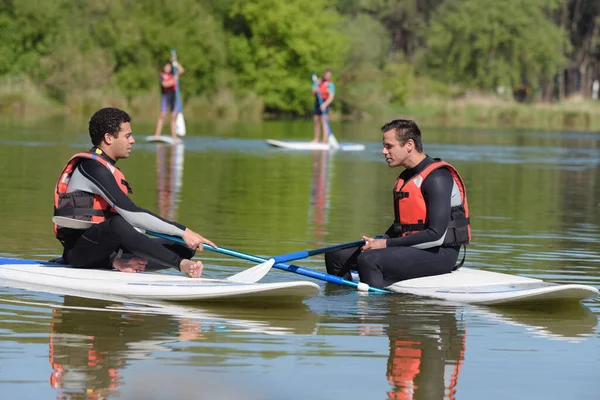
[0,258,320,303]
[266,139,365,152]
[385,267,599,305]
[145,135,179,145]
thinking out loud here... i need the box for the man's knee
[107,215,136,235]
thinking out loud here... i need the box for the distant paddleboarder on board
[53,107,215,277]
[325,119,471,288]
[153,59,185,142]
[311,69,335,144]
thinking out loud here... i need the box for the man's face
[324,70,332,80]
[382,129,410,168]
[107,122,134,159]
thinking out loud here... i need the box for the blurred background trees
[0,0,599,118]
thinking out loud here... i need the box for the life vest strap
[453,245,467,270]
[54,208,105,217]
[393,191,409,199]
[394,222,427,234]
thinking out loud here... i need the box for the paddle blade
[328,133,340,149]
[175,112,186,136]
[52,216,96,230]
[226,258,275,283]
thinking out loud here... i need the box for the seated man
[53,107,214,277]
[325,119,471,288]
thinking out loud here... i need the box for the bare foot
[171,135,181,143]
[113,257,147,273]
[321,139,328,144]
[179,259,203,278]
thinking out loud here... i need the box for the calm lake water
[0,117,599,399]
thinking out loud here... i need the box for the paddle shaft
[171,49,183,113]
[272,240,365,263]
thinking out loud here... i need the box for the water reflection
[155,143,185,220]
[0,290,319,399]
[470,303,598,342]
[308,150,331,244]
[381,301,466,399]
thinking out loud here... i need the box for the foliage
[424,0,569,90]
[0,0,598,118]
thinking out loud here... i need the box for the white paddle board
[145,135,178,145]
[266,139,365,152]
[0,258,320,303]
[385,267,599,305]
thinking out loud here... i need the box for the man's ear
[103,133,114,145]
[406,139,414,152]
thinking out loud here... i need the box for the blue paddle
[312,73,340,149]
[146,230,389,294]
[270,240,366,263]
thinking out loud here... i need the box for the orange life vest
[393,160,471,246]
[317,78,332,101]
[53,150,130,236]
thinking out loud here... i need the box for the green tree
[424,0,569,91]
[226,0,348,114]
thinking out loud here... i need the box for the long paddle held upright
[171,49,186,137]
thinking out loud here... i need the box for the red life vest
[53,150,130,236]
[393,160,471,247]
[160,71,176,93]
[317,78,332,101]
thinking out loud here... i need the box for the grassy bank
[2,78,599,132]
[394,95,600,132]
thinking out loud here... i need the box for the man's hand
[182,228,216,251]
[361,235,386,252]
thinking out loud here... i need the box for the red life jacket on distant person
[392,160,471,247]
[160,72,176,93]
[317,78,332,101]
[53,150,131,237]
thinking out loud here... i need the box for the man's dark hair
[89,108,131,146]
[380,119,423,152]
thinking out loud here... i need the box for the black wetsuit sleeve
[386,168,453,247]
[77,159,187,235]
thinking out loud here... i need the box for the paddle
[52,217,273,284]
[270,240,366,263]
[145,230,388,293]
[198,241,390,294]
[312,73,340,149]
[171,49,186,137]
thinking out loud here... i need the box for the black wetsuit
[325,156,460,288]
[57,148,194,269]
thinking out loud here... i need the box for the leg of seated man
[356,246,459,289]
[324,246,362,281]
[68,215,196,272]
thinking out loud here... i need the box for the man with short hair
[325,119,471,288]
[53,107,213,277]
